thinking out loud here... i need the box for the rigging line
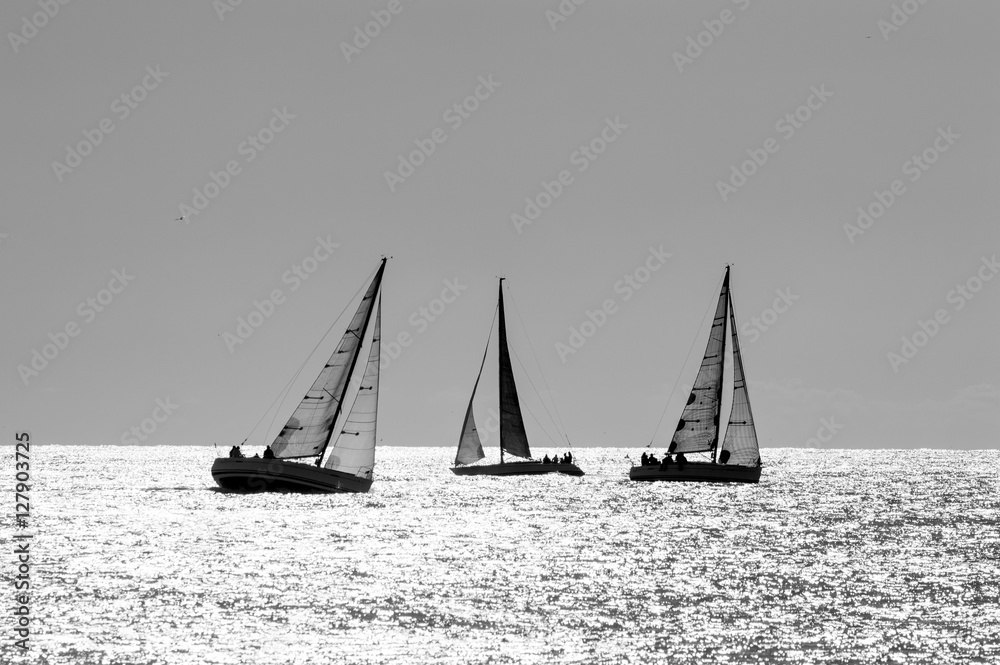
[504,281,571,445]
[648,269,727,447]
[248,263,380,447]
[508,345,563,447]
[509,363,562,448]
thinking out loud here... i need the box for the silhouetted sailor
[641,452,649,465]
[263,445,275,459]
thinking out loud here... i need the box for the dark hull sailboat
[211,259,387,494]
[451,461,584,477]
[629,266,762,484]
[629,461,761,484]
[451,279,584,477]
[211,458,374,493]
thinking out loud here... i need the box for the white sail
[454,323,490,465]
[454,301,499,466]
[455,406,486,465]
[669,270,729,455]
[271,263,384,460]
[719,297,760,466]
[324,296,381,477]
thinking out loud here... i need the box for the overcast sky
[2,1,997,451]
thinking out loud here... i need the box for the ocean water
[3,446,998,665]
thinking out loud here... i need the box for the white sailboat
[212,258,386,493]
[630,266,762,484]
[452,278,584,477]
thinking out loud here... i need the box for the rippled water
[4,446,998,664]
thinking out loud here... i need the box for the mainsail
[669,268,729,455]
[497,280,531,459]
[270,260,385,460]
[719,297,760,466]
[324,297,381,477]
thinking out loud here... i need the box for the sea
[3,446,998,665]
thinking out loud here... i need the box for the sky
[2,1,997,451]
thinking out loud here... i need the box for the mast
[711,266,730,462]
[499,279,505,465]
[315,258,386,466]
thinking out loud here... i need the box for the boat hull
[629,461,761,484]
[211,458,373,493]
[451,461,584,477]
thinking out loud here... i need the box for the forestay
[454,306,495,466]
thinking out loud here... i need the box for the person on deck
[641,452,649,466]
[543,454,550,464]
[263,445,275,459]
[648,454,659,465]
[566,451,573,464]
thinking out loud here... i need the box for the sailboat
[211,258,386,493]
[452,279,584,477]
[629,266,762,484]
